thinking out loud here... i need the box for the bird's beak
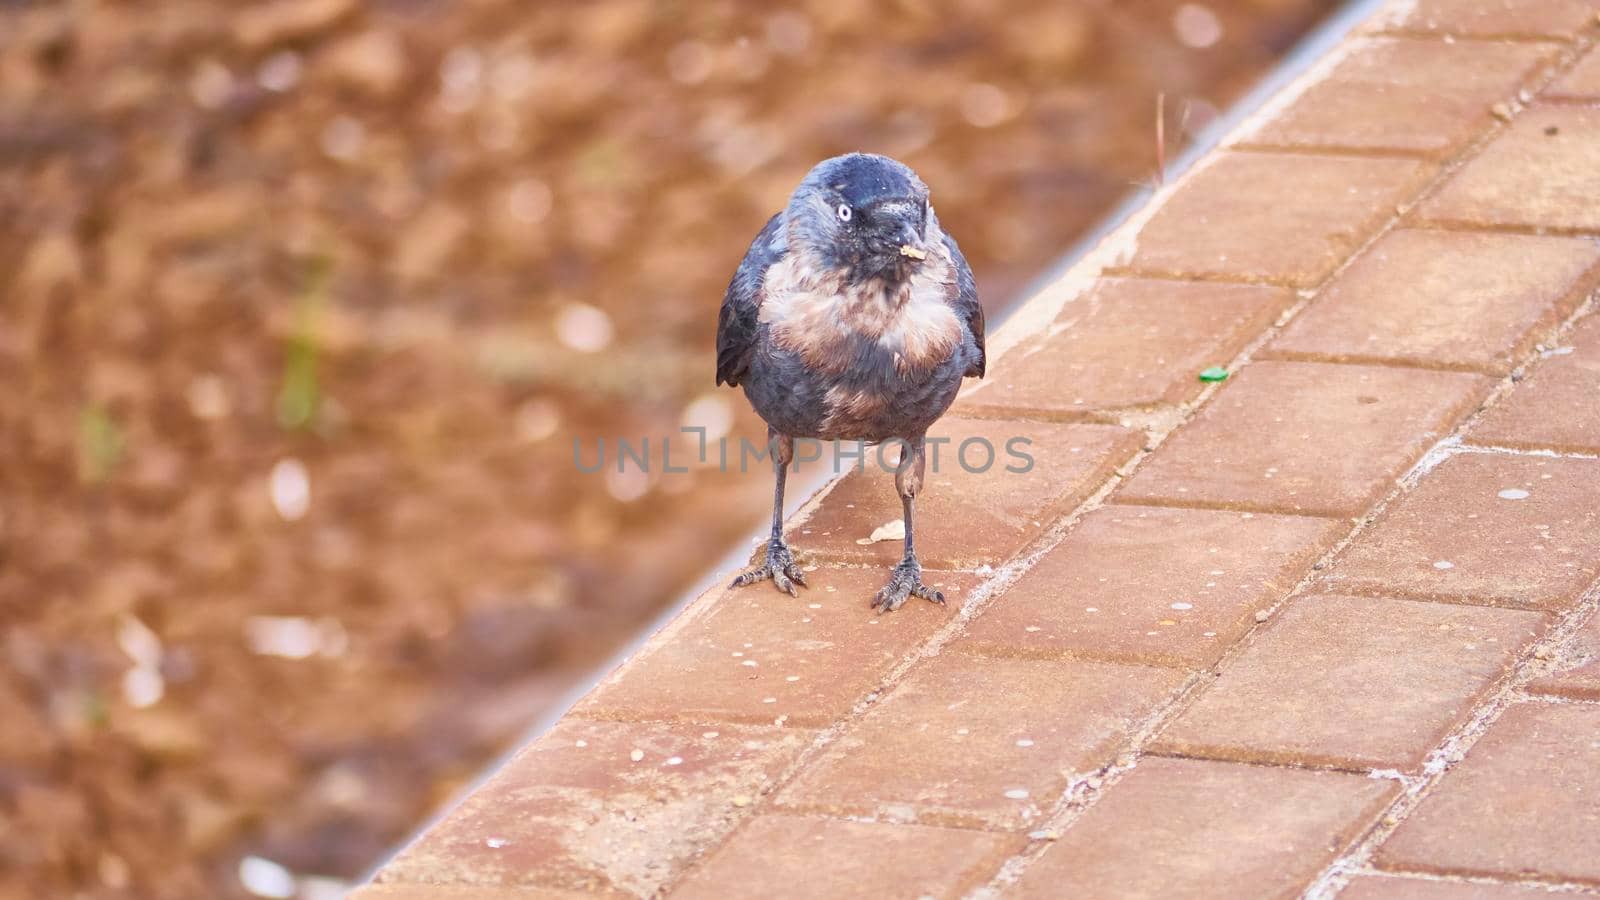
[894,219,925,261]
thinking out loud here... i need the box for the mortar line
[1370,27,1591,45]
[1340,867,1600,895]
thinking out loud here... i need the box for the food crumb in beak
[899,244,927,260]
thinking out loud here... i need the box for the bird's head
[785,153,931,285]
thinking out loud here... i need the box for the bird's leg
[873,436,945,613]
[731,429,808,596]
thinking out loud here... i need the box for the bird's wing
[716,212,785,387]
[941,230,986,378]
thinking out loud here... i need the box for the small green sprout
[276,256,333,430]
[78,403,124,483]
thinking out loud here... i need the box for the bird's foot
[872,556,945,613]
[731,539,808,597]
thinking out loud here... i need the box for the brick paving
[960,505,1341,668]
[358,3,1600,897]
[672,816,1021,900]
[1241,38,1557,159]
[1326,453,1600,609]
[1369,0,1600,40]
[1471,315,1600,452]
[1376,702,1600,884]
[776,652,1185,830]
[791,417,1139,570]
[576,567,972,728]
[1116,361,1490,517]
[962,278,1292,416]
[1527,612,1600,700]
[1118,151,1432,286]
[1265,229,1600,374]
[1340,878,1563,900]
[1418,107,1600,233]
[1549,45,1600,97]
[1151,594,1546,770]
[1012,757,1397,899]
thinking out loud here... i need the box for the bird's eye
[836,203,852,222]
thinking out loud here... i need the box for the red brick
[577,568,972,727]
[1471,315,1600,453]
[961,278,1291,416]
[1013,757,1397,900]
[1267,229,1600,374]
[1122,152,1430,287]
[960,505,1340,669]
[1341,876,1563,900]
[378,719,810,895]
[1328,453,1600,610]
[1369,0,1600,39]
[1549,46,1600,99]
[1527,612,1600,700]
[671,815,1020,899]
[1420,108,1600,232]
[1118,361,1490,517]
[1154,594,1544,770]
[1377,702,1600,884]
[791,417,1139,569]
[778,652,1184,829]
[1243,38,1555,158]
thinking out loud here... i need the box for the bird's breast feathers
[758,244,964,378]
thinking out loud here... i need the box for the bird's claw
[872,556,944,613]
[731,540,808,597]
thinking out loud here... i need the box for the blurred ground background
[0,0,1337,897]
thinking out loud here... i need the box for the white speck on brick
[1004,788,1030,800]
[629,749,644,762]
[122,666,164,708]
[1016,738,1034,747]
[239,857,295,899]
[1171,602,1193,610]
[270,458,311,521]
[1433,560,1455,570]
[1498,488,1530,500]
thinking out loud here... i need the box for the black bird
[715,153,986,612]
